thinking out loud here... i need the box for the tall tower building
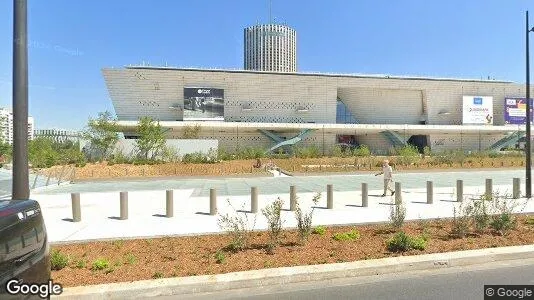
[244,23,297,72]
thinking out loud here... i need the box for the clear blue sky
[0,0,533,130]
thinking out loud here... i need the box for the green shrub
[124,253,136,265]
[152,272,164,279]
[389,199,406,230]
[489,194,517,236]
[294,192,321,244]
[410,236,428,250]
[332,229,360,241]
[262,197,284,252]
[91,258,110,271]
[217,199,257,252]
[423,146,432,157]
[75,259,87,269]
[472,201,490,233]
[451,202,472,238]
[313,225,327,236]
[526,217,534,225]
[294,145,321,159]
[214,250,226,264]
[353,145,371,157]
[50,250,69,271]
[386,231,412,252]
[386,231,427,252]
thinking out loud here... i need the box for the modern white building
[34,128,82,144]
[0,108,34,145]
[102,66,532,155]
[244,23,297,72]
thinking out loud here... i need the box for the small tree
[83,111,119,161]
[294,192,322,245]
[135,116,166,160]
[0,116,10,162]
[262,197,284,253]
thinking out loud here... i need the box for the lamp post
[527,11,534,198]
[12,0,29,199]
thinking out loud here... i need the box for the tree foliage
[29,138,86,168]
[82,111,119,161]
[135,116,166,160]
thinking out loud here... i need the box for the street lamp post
[12,0,29,199]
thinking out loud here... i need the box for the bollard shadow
[281,208,292,212]
[369,194,384,197]
[61,218,74,222]
[345,204,364,208]
[108,216,122,220]
[311,206,329,210]
[378,202,395,206]
[236,209,254,214]
[439,199,459,203]
[195,212,212,216]
[411,201,428,204]
[152,214,167,218]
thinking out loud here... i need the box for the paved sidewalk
[34,182,531,243]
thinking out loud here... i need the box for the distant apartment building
[0,108,34,144]
[34,128,82,144]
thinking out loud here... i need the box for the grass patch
[91,258,110,271]
[386,231,428,252]
[332,229,360,241]
[313,225,327,236]
[50,250,69,271]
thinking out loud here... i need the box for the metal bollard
[395,182,402,204]
[457,180,463,202]
[290,185,297,211]
[210,188,217,215]
[427,181,433,204]
[71,193,81,222]
[327,184,334,209]
[166,190,174,218]
[513,178,521,199]
[362,183,368,207]
[251,187,258,213]
[485,178,493,200]
[120,192,128,220]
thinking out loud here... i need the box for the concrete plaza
[31,168,534,244]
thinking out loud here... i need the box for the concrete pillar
[327,184,333,209]
[290,185,297,211]
[395,182,402,205]
[426,181,433,204]
[166,190,173,218]
[513,178,521,199]
[485,178,493,200]
[71,193,81,222]
[251,187,258,213]
[120,192,128,220]
[361,183,368,207]
[210,188,217,215]
[457,180,463,202]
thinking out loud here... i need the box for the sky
[0,0,534,131]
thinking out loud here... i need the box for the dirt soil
[51,215,534,288]
[41,156,526,181]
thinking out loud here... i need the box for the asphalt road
[156,258,534,300]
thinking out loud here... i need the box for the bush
[489,195,517,236]
[423,146,432,157]
[294,145,321,159]
[181,152,216,164]
[389,199,406,230]
[386,231,427,252]
[353,145,371,157]
[313,225,327,236]
[262,197,284,251]
[50,250,69,271]
[386,231,412,252]
[124,253,136,265]
[472,200,490,233]
[332,229,360,241]
[294,192,321,244]
[152,272,164,279]
[396,144,420,165]
[75,259,87,269]
[214,250,226,264]
[236,147,267,159]
[217,199,257,252]
[451,202,472,238]
[91,258,109,271]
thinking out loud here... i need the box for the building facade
[0,108,34,145]
[102,66,531,154]
[244,24,297,72]
[34,129,82,144]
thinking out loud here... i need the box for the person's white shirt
[382,164,393,179]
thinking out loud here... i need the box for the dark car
[0,199,50,299]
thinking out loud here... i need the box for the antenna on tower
[269,0,272,24]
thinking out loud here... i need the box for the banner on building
[183,87,224,120]
[504,97,533,125]
[462,96,493,125]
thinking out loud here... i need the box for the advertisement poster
[504,97,533,125]
[462,96,493,125]
[183,87,224,120]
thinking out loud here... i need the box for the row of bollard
[69,178,523,222]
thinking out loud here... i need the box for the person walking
[375,159,395,197]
